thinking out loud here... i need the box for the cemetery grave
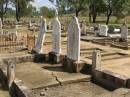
[1,15,130,97]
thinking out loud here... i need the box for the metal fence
[0,33,35,54]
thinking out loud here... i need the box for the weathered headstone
[67,16,80,61]
[81,21,86,35]
[121,23,128,41]
[7,61,16,88]
[92,50,101,70]
[0,18,3,35]
[63,16,85,73]
[99,25,108,36]
[52,17,61,54]
[33,18,47,53]
[49,9,63,63]
[29,20,32,27]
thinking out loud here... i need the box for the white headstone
[29,20,32,27]
[52,17,61,54]
[0,18,3,35]
[67,16,80,61]
[121,23,128,41]
[99,25,108,36]
[55,9,58,17]
[34,18,47,53]
[92,50,101,70]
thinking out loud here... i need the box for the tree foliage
[0,0,9,21]
[40,6,55,18]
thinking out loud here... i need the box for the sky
[31,0,55,9]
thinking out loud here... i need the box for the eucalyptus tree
[11,0,34,21]
[0,0,9,22]
[89,0,106,23]
[49,0,88,17]
[105,0,130,24]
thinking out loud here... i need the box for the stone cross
[99,25,108,36]
[92,50,101,70]
[7,61,16,88]
[0,18,3,35]
[121,23,128,41]
[33,18,47,53]
[52,17,61,54]
[67,16,80,61]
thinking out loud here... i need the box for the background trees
[0,0,130,24]
[11,0,34,21]
[50,0,130,24]
[40,6,55,18]
[0,0,9,22]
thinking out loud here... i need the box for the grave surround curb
[92,69,129,90]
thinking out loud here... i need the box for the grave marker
[7,61,16,88]
[63,16,85,73]
[121,23,128,41]
[33,18,47,53]
[67,16,80,61]
[99,25,108,36]
[52,17,61,54]
[49,9,63,64]
[0,18,3,35]
[92,50,101,70]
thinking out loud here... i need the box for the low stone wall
[0,53,49,97]
[0,54,49,65]
[0,67,33,97]
[10,80,33,97]
[93,69,129,90]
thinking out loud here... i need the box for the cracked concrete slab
[16,62,91,89]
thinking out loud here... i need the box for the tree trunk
[89,12,92,23]
[106,10,112,25]
[92,13,97,23]
[76,10,79,17]
[1,14,4,23]
[15,1,20,22]
[16,10,20,22]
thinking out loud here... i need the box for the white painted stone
[15,24,18,36]
[92,50,101,70]
[67,16,80,61]
[34,18,47,53]
[99,25,108,36]
[121,23,128,40]
[7,61,15,88]
[0,18,3,35]
[52,17,61,54]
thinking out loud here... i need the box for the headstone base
[62,56,86,73]
[31,49,38,54]
[49,52,64,64]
